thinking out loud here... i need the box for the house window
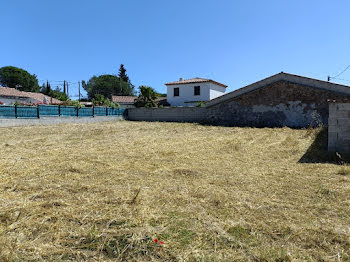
[194,86,200,96]
[174,87,179,96]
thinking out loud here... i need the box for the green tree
[134,86,158,108]
[44,80,51,93]
[49,87,69,101]
[0,66,40,92]
[82,75,134,100]
[118,64,129,82]
[91,94,109,106]
[90,94,119,107]
[41,84,68,101]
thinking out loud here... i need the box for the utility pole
[63,80,66,94]
[78,81,81,102]
[67,82,69,98]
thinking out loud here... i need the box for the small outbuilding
[206,72,350,127]
[111,96,138,109]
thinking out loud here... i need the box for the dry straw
[0,121,349,261]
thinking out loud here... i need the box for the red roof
[111,96,137,104]
[0,87,63,104]
[165,77,227,88]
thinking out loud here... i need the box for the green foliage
[110,102,120,109]
[91,94,120,108]
[118,64,129,82]
[90,94,118,107]
[92,94,108,106]
[134,86,158,108]
[196,101,206,107]
[82,74,134,100]
[11,101,21,106]
[69,100,85,108]
[49,88,69,101]
[41,84,68,101]
[0,66,40,92]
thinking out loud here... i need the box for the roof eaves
[205,72,350,108]
[165,80,210,85]
[165,79,227,88]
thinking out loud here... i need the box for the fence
[0,105,126,119]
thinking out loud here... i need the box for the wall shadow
[298,128,342,164]
[199,122,344,164]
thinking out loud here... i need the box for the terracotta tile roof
[0,86,28,98]
[111,96,137,104]
[165,77,228,88]
[0,86,63,104]
[22,91,63,104]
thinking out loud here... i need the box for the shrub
[196,101,206,107]
[69,100,85,108]
[92,94,111,106]
[110,102,120,109]
[134,86,158,108]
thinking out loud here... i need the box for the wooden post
[106,106,108,116]
[92,106,95,117]
[15,105,17,119]
[58,105,61,116]
[37,105,40,118]
[76,106,79,117]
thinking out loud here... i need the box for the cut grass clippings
[0,121,349,261]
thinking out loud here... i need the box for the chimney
[179,77,184,81]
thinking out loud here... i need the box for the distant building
[165,77,227,107]
[0,87,63,105]
[111,95,169,108]
[111,96,137,109]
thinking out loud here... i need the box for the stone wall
[206,81,350,127]
[128,107,206,122]
[328,103,350,154]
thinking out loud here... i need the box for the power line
[330,77,350,83]
[329,64,350,81]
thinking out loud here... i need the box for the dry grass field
[0,121,349,261]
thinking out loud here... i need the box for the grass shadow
[299,128,342,164]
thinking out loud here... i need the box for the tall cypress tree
[118,64,129,82]
[47,80,51,93]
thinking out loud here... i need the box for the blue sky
[1,0,350,99]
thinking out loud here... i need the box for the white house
[165,77,227,107]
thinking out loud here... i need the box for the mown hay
[0,122,349,261]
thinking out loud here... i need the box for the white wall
[209,83,226,100]
[167,82,225,107]
[0,96,39,105]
